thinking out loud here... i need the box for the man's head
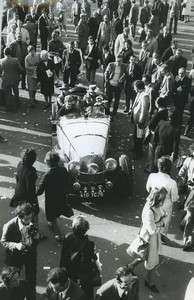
[163,26,169,35]
[10,24,17,33]
[123,27,129,37]
[160,64,169,76]
[16,32,22,41]
[47,268,69,293]
[64,95,77,110]
[1,267,20,289]
[21,148,37,166]
[115,55,123,66]
[17,20,23,29]
[124,39,132,49]
[144,0,149,6]
[147,29,153,38]
[103,15,109,23]
[129,55,136,65]
[175,48,183,58]
[141,40,148,50]
[157,156,172,174]
[152,52,161,65]
[4,47,11,57]
[134,80,145,93]
[88,36,94,46]
[178,67,185,79]
[142,74,151,86]
[69,41,75,52]
[15,203,33,226]
[171,39,178,51]
[155,97,167,109]
[115,265,134,291]
[113,11,118,19]
[13,12,19,20]
[40,50,48,61]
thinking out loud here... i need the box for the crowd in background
[0,0,194,299]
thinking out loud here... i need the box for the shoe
[145,280,159,293]
[183,242,193,251]
[123,109,129,113]
[0,138,8,143]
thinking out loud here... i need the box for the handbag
[126,235,150,261]
[80,262,101,287]
[62,204,74,218]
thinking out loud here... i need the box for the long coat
[131,91,150,126]
[0,56,23,87]
[37,59,55,95]
[85,45,101,70]
[77,19,89,50]
[36,166,69,222]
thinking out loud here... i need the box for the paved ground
[0,2,194,299]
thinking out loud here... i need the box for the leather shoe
[145,280,159,293]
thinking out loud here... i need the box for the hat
[88,85,97,93]
[59,83,70,91]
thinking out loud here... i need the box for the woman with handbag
[36,151,70,242]
[60,216,102,300]
[25,45,40,108]
[127,187,168,293]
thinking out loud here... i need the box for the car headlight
[73,182,81,190]
[88,163,99,175]
[105,158,117,171]
[105,181,113,189]
[68,161,80,174]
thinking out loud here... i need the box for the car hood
[59,117,110,159]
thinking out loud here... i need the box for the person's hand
[177,86,182,93]
[16,243,25,251]
[138,122,143,129]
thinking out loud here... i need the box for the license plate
[80,191,104,198]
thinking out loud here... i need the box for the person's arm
[36,174,46,196]
[1,223,25,251]
[170,180,179,203]
[42,282,57,300]
[25,172,37,204]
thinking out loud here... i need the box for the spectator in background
[163,0,169,26]
[182,0,192,23]
[25,45,40,109]
[157,26,172,58]
[37,50,55,109]
[142,74,157,116]
[6,24,17,47]
[131,80,150,159]
[88,12,99,41]
[169,0,179,34]
[152,0,165,26]
[105,56,127,118]
[60,216,101,300]
[108,0,119,20]
[77,13,89,53]
[30,7,39,50]
[56,0,68,37]
[36,0,50,18]
[1,203,39,300]
[95,7,103,27]
[63,41,81,87]
[23,14,37,48]
[148,9,160,37]
[96,15,111,53]
[96,265,139,300]
[111,11,123,50]
[7,1,25,23]
[140,0,151,28]
[81,0,91,21]
[38,9,49,50]
[119,0,131,27]
[36,151,69,242]
[114,27,131,58]
[42,267,87,300]
[158,64,174,106]
[84,36,101,84]
[71,0,82,32]
[128,0,139,38]
[102,45,115,89]
[184,67,194,136]
[9,32,28,90]
[47,12,58,41]
[119,39,134,64]
[145,29,158,56]
[168,48,187,77]
[162,39,178,63]
[16,19,30,45]
[101,2,111,19]
[0,266,31,300]
[7,12,19,34]
[138,40,150,73]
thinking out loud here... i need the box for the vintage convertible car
[51,87,134,199]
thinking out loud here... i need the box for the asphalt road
[0,2,194,299]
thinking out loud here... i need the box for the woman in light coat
[182,0,192,22]
[146,156,179,236]
[129,187,168,293]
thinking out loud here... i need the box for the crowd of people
[0,0,194,299]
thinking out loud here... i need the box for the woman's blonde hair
[147,187,167,208]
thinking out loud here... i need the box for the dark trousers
[106,83,122,115]
[130,21,137,38]
[169,17,178,34]
[3,84,20,111]
[86,68,96,84]
[63,68,78,87]
[121,14,129,27]
[5,247,37,300]
[40,34,48,50]
[133,124,144,157]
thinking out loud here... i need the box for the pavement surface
[0,1,194,299]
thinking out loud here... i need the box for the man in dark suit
[168,48,187,77]
[38,9,49,50]
[42,267,87,300]
[119,0,131,27]
[174,67,191,124]
[140,0,151,28]
[156,26,172,57]
[0,47,23,111]
[63,41,81,87]
[96,265,139,300]
[102,45,115,90]
[105,56,127,117]
[1,203,39,300]
[36,0,50,18]
[152,0,165,25]
[84,36,101,84]
[161,39,178,63]
[125,55,142,113]
[9,31,28,90]
[111,11,123,47]
[128,0,139,38]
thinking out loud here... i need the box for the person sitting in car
[82,84,98,107]
[57,95,81,118]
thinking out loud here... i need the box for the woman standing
[146,156,179,237]
[36,151,69,241]
[47,12,58,40]
[56,0,68,37]
[128,187,168,293]
[37,50,55,109]
[60,215,101,300]
[25,45,40,108]
[182,0,192,22]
